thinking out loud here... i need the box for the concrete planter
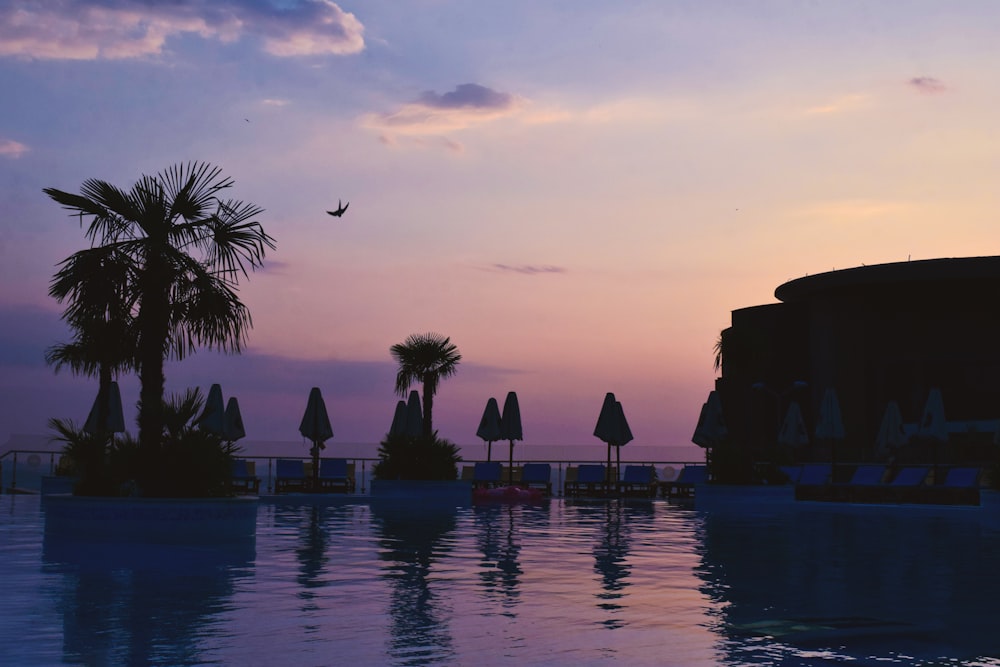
[42,494,258,543]
[369,479,472,507]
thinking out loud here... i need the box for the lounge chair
[886,466,930,504]
[661,465,706,498]
[844,464,887,503]
[797,463,832,486]
[274,458,307,494]
[939,466,981,505]
[779,465,802,484]
[230,459,260,495]
[619,465,656,497]
[318,458,354,493]
[565,464,607,497]
[520,463,552,495]
[473,461,502,489]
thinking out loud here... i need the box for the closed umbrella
[299,387,334,490]
[777,401,809,448]
[875,400,905,458]
[816,387,845,478]
[918,388,947,443]
[223,396,246,444]
[476,397,502,462]
[388,400,408,438]
[918,387,948,472]
[594,393,633,489]
[404,390,423,438]
[83,381,125,435]
[692,390,727,448]
[196,383,226,436]
[499,392,523,485]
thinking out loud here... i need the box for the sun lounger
[779,465,802,484]
[619,465,656,497]
[797,463,832,486]
[661,465,706,498]
[565,464,607,497]
[230,459,260,495]
[318,458,354,493]
[473,461,503,489]
[275,458,307,493]
[938,466,981,505]
[520,463,552,495]
[849,464,886,486]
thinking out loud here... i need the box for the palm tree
[44,162,275,455]
[46,245,137,435]
[390,333,461,437]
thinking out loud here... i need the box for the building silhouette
[715,256,1000,467]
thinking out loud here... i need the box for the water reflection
[696,504,1000,664]
[371,502,458,666]
[474,504,523,608]
[42,521,254,666]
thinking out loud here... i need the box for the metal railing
[1,448,700,497]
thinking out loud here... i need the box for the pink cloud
[0,0,363,61]
[0,138,28,158]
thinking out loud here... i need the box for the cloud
[0,0,364,61]
[908,76,947,94]
[361,83,525,148]
[0,138,29,158]
[491,264,567,275]
[802,93,868,115]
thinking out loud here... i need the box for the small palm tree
[46,245,137,434]
[44,162,275,463]
[390,333,461,437]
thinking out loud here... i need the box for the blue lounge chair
[520,463,552,495]
[275,459,307,494]
[890,466,929,486]
[230,459,260,495]
[849,464,886,486]
[318,458,354,493]
[943,467,980,487]
[565,464,607,496]
[473,461,502,489]
[661,465,706,498]
[779,465,803,484]
[619,465,656,497]
[797,464,832,486]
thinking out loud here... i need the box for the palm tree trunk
[421,374,434,438]
[136,260,170,454]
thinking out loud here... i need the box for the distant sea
[2,433,704,466]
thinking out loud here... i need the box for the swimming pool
[2,495,1000,666]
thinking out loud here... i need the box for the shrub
[373,433,461,481]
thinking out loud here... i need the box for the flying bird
[327,200,349,217]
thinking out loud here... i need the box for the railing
[1,448,700,497]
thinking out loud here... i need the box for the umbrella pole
[509,440,514,486]
[616,446,621,496]
[487,441,492,462]
[606,443,612,496]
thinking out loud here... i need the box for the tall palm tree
[390,332,461,437]
[44,162,275,454]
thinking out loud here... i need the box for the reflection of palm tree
[42,527,253,665]
[372,504,457,661]
[390,333,461,437]
[44,163,275,457]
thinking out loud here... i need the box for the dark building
[716,256,1000,467]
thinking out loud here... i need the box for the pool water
[2,495,1000,666]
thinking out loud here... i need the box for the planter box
[370,479,472,507]
[42,494,258,543]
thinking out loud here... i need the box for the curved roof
[774,255,1000,303]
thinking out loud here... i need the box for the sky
[3,1,1000,457]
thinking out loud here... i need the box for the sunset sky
[2,1,999,457]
